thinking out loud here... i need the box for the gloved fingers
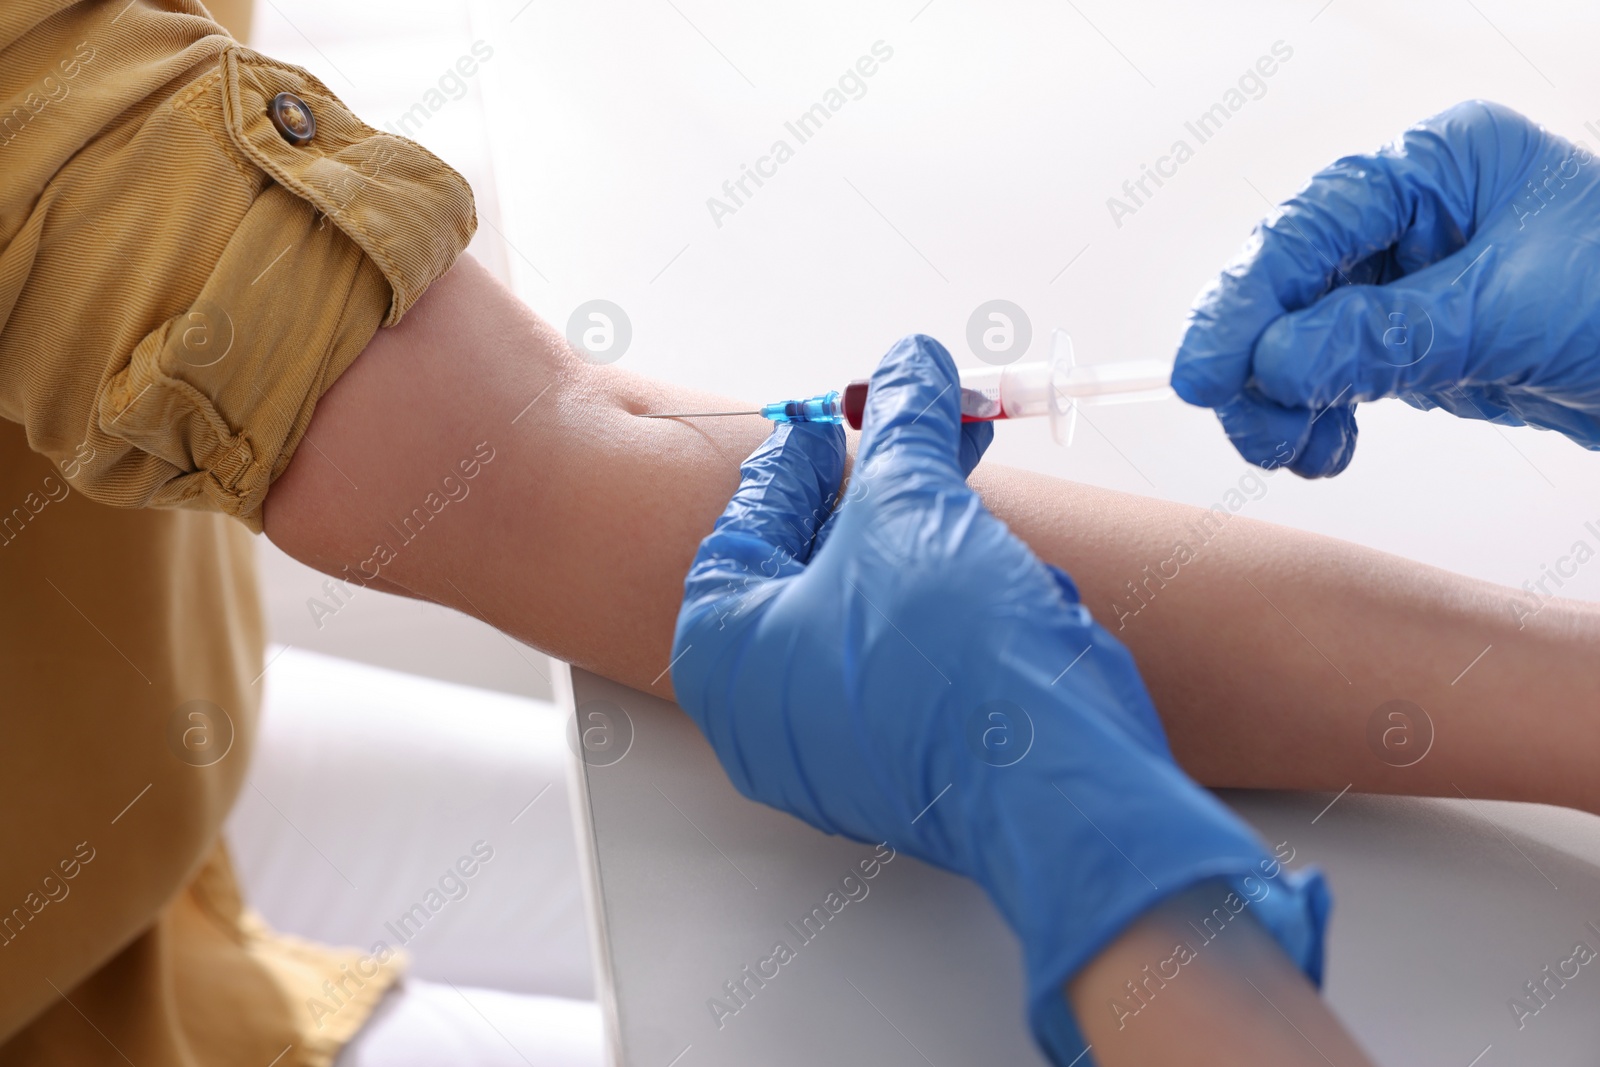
[1211,390,1355,476]
[1251,272,1474,409]
[679,421,846,611]
[1513,402,1600,448]
[1289,404,1359,478]
[1041,562,1082,607]
[1419,100,1551,225]
[1401,384,1517,423]
[1170,258,1287,411]
[1252,100,1542,300]
[958,419,995,479]
[853,334,976,497]
[1171,104,1510,413]
[1343,244,1406,287]
[1485,388,1600,445]
[1173,173,1419,411]
[810,411,987,559]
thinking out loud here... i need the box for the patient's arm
[265,253,1600,813]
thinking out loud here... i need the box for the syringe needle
[636,410,761,419]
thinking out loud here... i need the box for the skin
[264,253,1600,1064]
[1068,880,1377,1066]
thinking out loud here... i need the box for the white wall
[255,0,1598,696]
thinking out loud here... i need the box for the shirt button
[268,92,316,145]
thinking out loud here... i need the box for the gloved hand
[672,334,1329,1063]
[1173,100,1600,476]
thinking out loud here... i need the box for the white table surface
[567,665,1600,1067]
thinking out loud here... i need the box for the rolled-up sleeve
[0,1,476,531]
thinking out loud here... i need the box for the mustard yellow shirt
[0,2,475,1064]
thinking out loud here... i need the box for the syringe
[638,330,1174,446]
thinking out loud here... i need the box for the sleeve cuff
[7,41,476,532]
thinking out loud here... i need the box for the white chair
[225,647,602,1064]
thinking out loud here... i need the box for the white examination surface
[565,665,1600,1067]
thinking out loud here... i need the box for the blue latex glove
[1173,100,1600,476]
[673,334,1329,1063]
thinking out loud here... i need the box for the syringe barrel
[844,371,1017,428]
[840,358,1173,430]
[959,363,1042,421]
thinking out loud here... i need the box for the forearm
[1067,880,1375,1066]
[971,466,1600,812]
[265,254,1600,809]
